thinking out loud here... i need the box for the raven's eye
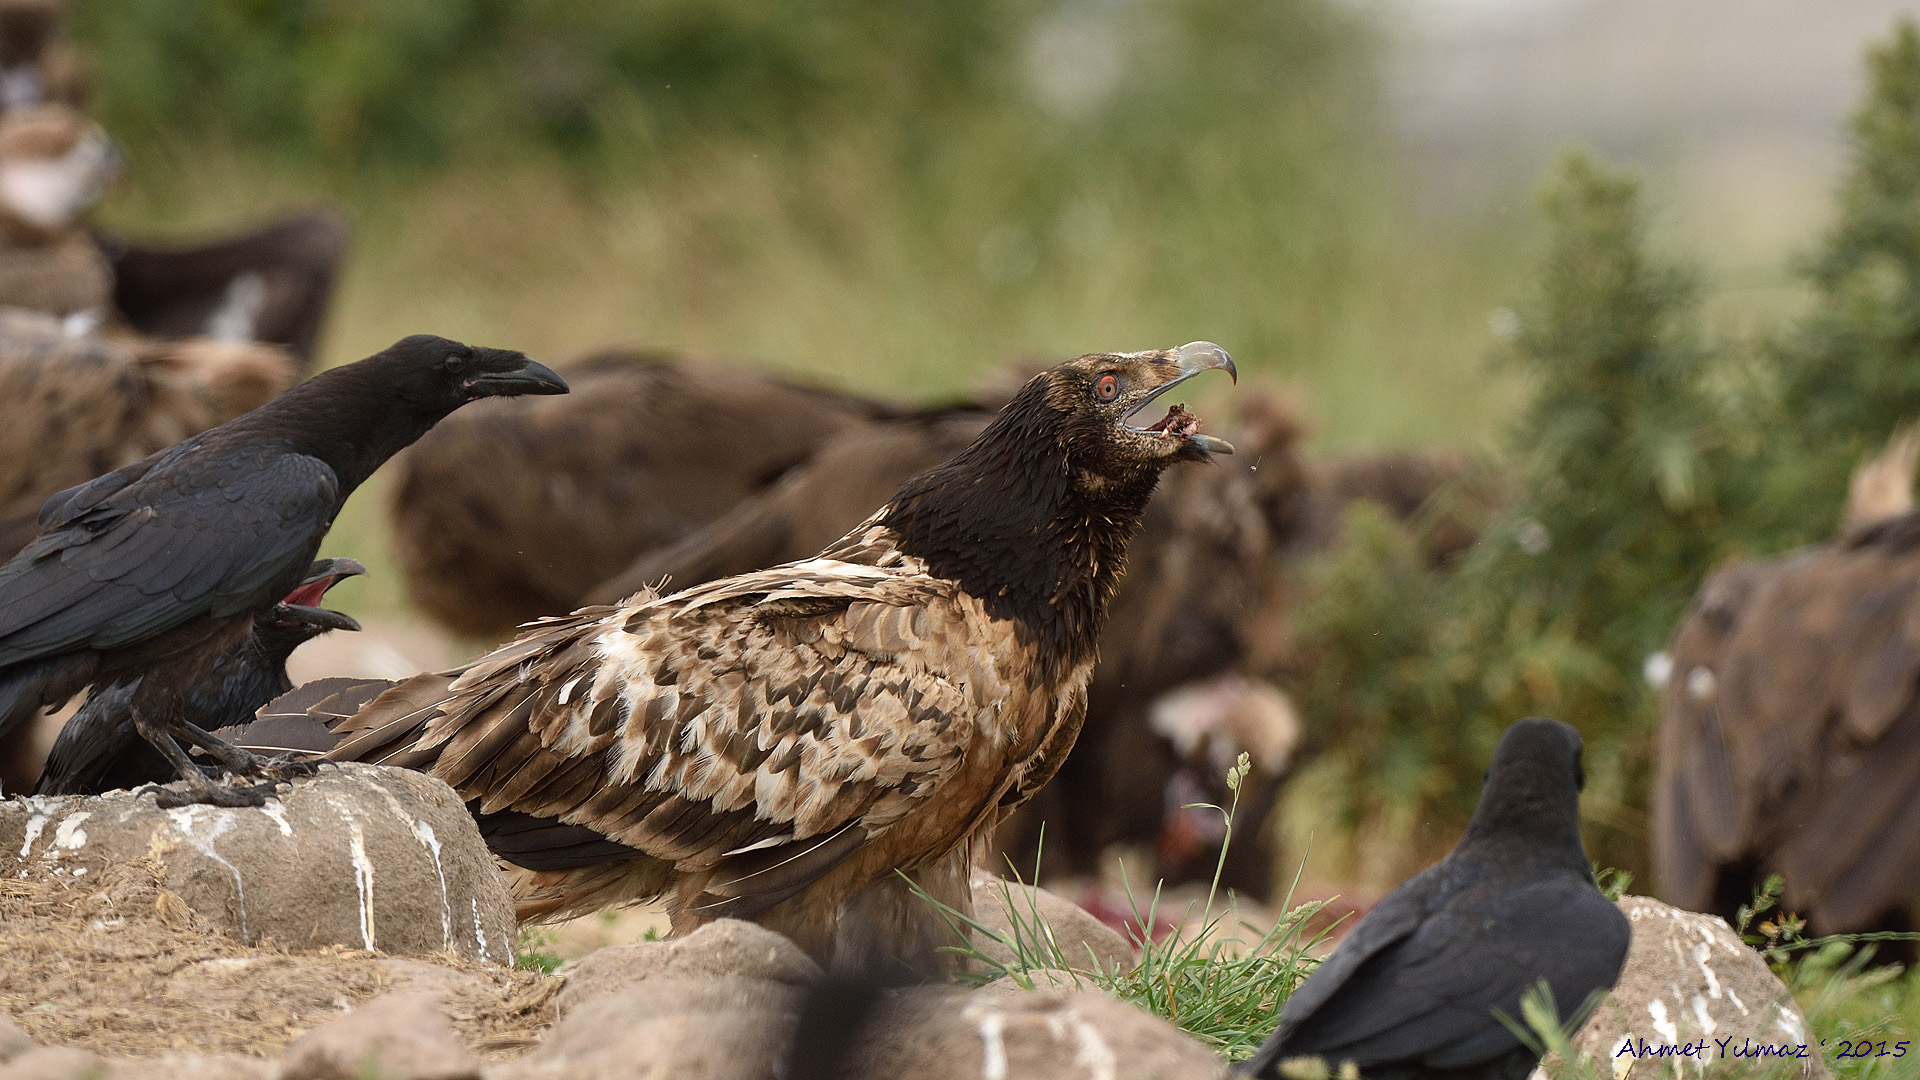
[1093,374,1119,402]
[444,353,467,373]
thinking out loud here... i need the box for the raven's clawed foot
[262,753,323,780]
[152,772,282,809]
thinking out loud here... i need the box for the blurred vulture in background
[387,349,907,638]
[390,352,1494,898]
[0,0,346,367]
[1656,427,1920,937]
[0,0,87,117]
[0,309,296,560]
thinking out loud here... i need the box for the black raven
[0,334,567,805]
[1240,718,1630,1080]
[33,558,364,796]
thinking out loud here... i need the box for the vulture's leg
[831,846,974,982]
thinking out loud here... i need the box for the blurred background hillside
[60,0,1920,891]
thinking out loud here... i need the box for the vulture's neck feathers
[879,386,1159,684]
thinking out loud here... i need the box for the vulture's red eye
[1093,374,1119,402]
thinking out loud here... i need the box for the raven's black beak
[284,606,362,634]
[278,557,366,633]
[464,356,570,399]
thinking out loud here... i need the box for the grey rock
[1544,896,1830,1079]
[107,1055,272,1080]
[971,967,1101,1001]
[500,976,804,1080]
[0,1017,31,1064]
[855,986,1227,1080]
[552,919,821,1014]
[970,869,1137,976]
[275,992,481,1080]
[0,1047,105,1080]
[0,763,514,962]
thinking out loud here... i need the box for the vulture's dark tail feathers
[783,976,887,1080]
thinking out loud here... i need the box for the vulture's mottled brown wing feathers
[328,541,1004,916]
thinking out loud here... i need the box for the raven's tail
[0,652,98,775]
[218,676,399,755]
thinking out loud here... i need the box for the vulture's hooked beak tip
[1175,341,1235,384]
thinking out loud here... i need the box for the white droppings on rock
[52,811,89,850]
[259,799,294,838]
[1692,939,1722,1000]
[19,811,47,859]
[416,819,453,951]
[1689,992,1718,1039]
[346,818,375,951]
[964,1002,1009,1080]
[1049,1009,1118,1080]
[164,806,248,944]
[1648,997,1678,1044]
[471,897,493,963]
[1776,1010,1808,1043]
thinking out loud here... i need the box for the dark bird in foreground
[32,557,363,796]
[0,334,567,806]
[255,344,1236,974]
[1240,718,1629,1080]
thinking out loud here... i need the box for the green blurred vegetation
[76,0,1526,436]
[1281,21,1920,888]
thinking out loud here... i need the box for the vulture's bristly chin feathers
[262,343,1234,976]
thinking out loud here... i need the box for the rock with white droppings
[1540,896,1830,1079]
[969,869,1138,977]
[853,986,1227,1080]
[496,976,805,1080]
[275,992,481,1080]
[552,919,822,1015]
[0,764,513,962]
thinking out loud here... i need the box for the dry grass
[0,858,559,1060]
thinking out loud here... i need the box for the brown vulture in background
[0,0,345,367]
[0,0,88,119]
[386,349,908,638]
[0,309,297,561]
[1655,430,1920,937]
[256,345,1237,974]
[0,102,114,319]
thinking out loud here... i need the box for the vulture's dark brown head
[882,343,1236,680]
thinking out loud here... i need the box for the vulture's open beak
[1126,341,1237,455]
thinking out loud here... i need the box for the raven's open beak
[1126,341,1237,455]
[278,557,367,633]
[464,356,570,398]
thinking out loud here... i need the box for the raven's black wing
[0,443,338,664]
[1239,869,1431,1076]
[1262,874,1629,1074]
